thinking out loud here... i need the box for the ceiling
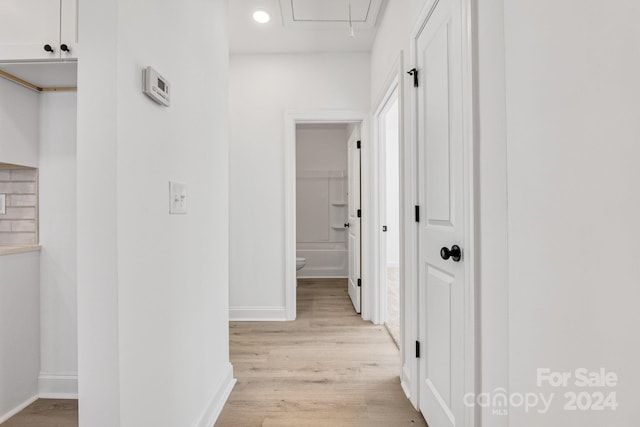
[229,0,386,54]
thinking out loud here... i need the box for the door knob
[440,245,462,262]
[60,44,70,52]
[44,44,54,53]
[344,223,350,228]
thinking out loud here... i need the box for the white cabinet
[0,0,77,61]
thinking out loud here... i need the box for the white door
[416,0,470,425]
[347,125,361,313]
[0,0,61,60]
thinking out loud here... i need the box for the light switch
[169,181,187,214]
[0,194,5,215]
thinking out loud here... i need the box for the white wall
[38,92,78,397]
[0,77,41,421]
[370,0,425,102]
[229,53,370,318]
[296,125,348,172]
[0,77,39,167]
[0,251,40,422]
[475,0,511,426]
[77,0,233,426]
[503,1,640,425]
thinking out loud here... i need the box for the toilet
[296,257,306,271]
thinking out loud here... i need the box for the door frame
[409,0,478,424]
[284,110,371,321]
[374,81,400,328]
[371,52,421,407]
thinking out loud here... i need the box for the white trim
[297,275,349,279]
[284,110,370,322]
[229,306,287,321]
[0,394,38,424]
[192,364,236,427]
[38,372,78,398]
[409,0,478,423]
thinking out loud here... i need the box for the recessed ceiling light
[253,10,270,24]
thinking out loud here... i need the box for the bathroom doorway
[295,123,350,280]
[284,111,368,320]
[377,88,400,345]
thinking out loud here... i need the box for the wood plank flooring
[215,278,427,427]
[2,399,77,427]
[2,279,423,427]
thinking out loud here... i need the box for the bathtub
[296,243,348,277]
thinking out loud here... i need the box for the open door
[347,125,361,313]
[415,0,472,425]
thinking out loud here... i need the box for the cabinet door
[60,0,77,59]
[0,0,62,61]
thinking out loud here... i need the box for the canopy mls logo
[464,368,619,416]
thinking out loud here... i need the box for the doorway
[377,89,401,345]
[284,111,369,320]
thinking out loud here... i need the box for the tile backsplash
[0,166,38,246]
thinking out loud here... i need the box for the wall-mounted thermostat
[142,66,170,106]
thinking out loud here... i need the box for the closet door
[0,0,61,60]
[60,0,77,59]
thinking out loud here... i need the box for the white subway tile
[0,171,10,180]
[2,207,36,220]
[11,220,36,232]
[10,169,37,181]
[8,194,37,207]
[0,232,37,245]
[0,182,36,194]
[0,221,11,232]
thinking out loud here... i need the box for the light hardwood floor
[1,399,78,426]
[216,278,427,427]
[2,279,423,427]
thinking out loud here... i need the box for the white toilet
[296,257,306,271]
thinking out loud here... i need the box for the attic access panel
[280,0,383,29]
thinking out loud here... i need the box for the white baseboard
[401,364,417,410]
[297,275,348,279]
[193,364,236,427]
[0,394,38,424]
[38,372,78,399]
[229,306,287,321]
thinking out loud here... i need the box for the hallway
[216,279,426,426]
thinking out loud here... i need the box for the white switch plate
[169,181,187,214]
[0,194,5,215]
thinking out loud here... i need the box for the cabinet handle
[44,44,54,53]
[60,44,70,52]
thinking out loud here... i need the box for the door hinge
[356,140,361,149]
[416,341,421,358]
[407,68,419,87]
[415,205,420,222]
[357,278,362,287]
[357,209,361,218]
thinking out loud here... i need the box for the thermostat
[142,66,170,106]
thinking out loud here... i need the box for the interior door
[416,0,468,425]
[0,0,61,60]
[347,125,361,313]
